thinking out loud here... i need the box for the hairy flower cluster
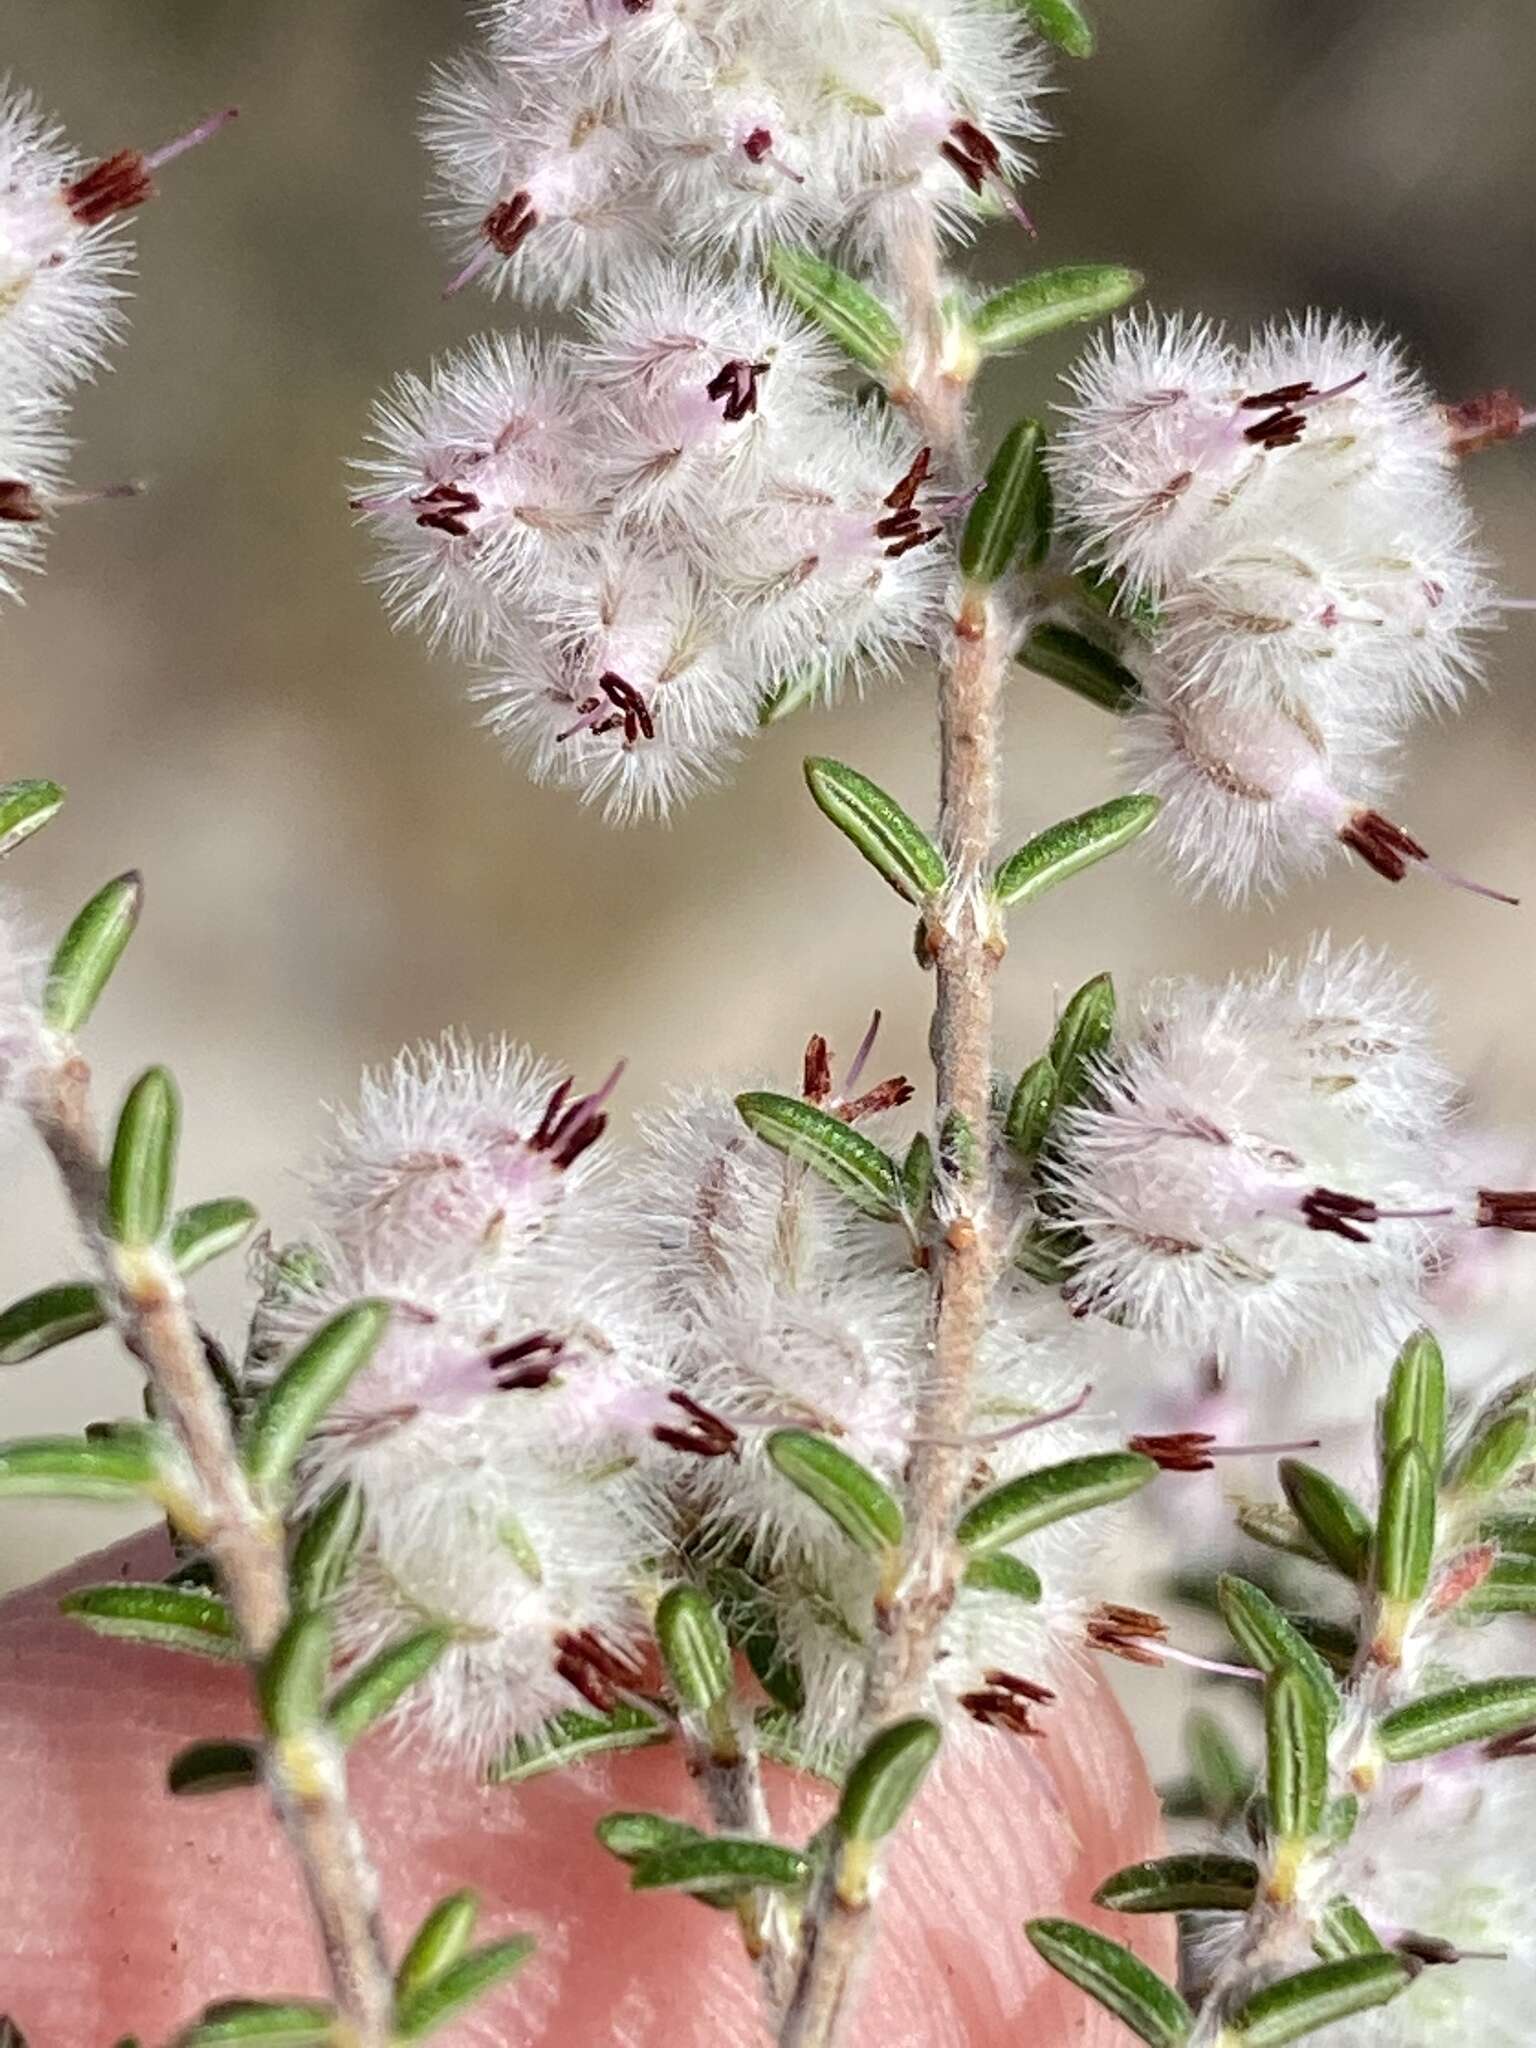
[426,0,1049,299]
[0,85,228,600]
[1047,941,1464,1382]
[1048,314,1505,902]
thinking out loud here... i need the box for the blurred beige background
[2,0,1534,1592]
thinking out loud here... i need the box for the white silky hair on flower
[0,82,129,397]
[351,333,603,655]
[473,543,761,823]
[0,890,47,1128]
[422,53,660,308]
[1048,952,1456,1381]
[0,392,70,604]
[305,1032,617,1281]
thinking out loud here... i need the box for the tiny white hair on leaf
[352,333,603,655]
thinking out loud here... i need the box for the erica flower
[1047,947,1458,1379]
[351,334,601,653]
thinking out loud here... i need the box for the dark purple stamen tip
[704,357,771,424]
[598,670,656,746]
[411,481,481,538]
[653,1389,739,1461]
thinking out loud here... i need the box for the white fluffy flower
[351,334,600,654]
[0,393,70,603]
[1048,947,1458,1380]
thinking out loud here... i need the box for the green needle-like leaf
[258,1610,332,1738]
[1003,1055,1056,1164]
[596,1812,707,1866]
[957,1452,1156,1555]
[1462,1554,1536,1613]
[1185,1708,1253,1827]
[1313,1896,1385,1962]
[1278,1459,1373,1582]
[1025,1919,1193,2046]
[242,1300,391,1503]
[1374,1444,1436,1604]
[44,870,143,1035]
[60,1581,238,1661]
[1376,1677,1536,1761]
[655,1584,732,1716]
[0,1428,163,1502]
[1447,1398,1536,1500]
[394,1936,535,2039]
[962,1553,1043,1602]
[1093,1853,1258,1915]
[837,1717,941,1844]
[629,1836,810,1896]
[289,1483,365,1610]
[487,1701,669,1782]
[1010,0,1097,60]
[169,1198,260,1275]
[736,1091,901,1220]
[1216,1576,1339,1723]
[0,777,64,858]
[107,1067,180,1248]
[961,418,1051,584]
[1380,1329,1447,1476]
[766,1429,904,1553]
[394,1891,479,2003]
[992,794,1158,910]
[327,1627,451,1745]
[1049,972,1116,1111]
[1017,624,1141,714]
[0,1281,106,1365]
[1228,1956,1414,2044]
[972,264,1139,351]
[766,246,903,377]
[171,2001,336,2046]
[1265,1666,1328,1845]
[803,757,946,905]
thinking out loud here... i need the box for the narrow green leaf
[242,1300,392,1502]
[655,1584,732,1716]
[1265,1667,1328,1844]
[1479,1512,1536,1557]
[1463,1554,1536,1614]
[1377,1677,1536,1761]
[107,1067,180,1248]
[1447,1403,1536,1500]
[394,1935,535,2039]
[630,1836,809,1896]
[803,757,946,905]
[766,1429,904,1554]
[838,1717,940,1844]
[1018,624,1141,714]
[972,264,1137,354]
[1216,1577,1339,1722]
[1374,1444,1436,1604]
[0,1281,106,1365]
[1025,1919,1193,2047]
[898,1131,934,1221]
[1185,1709,1252,1826]
[486,1701,669,1782]
[960,419,1051,585]
[1233,1500,1328,1566]
[1228,1956,1414,2045]
[0,777,64,858]
[60,1581,238,1661]
[169,1198,260,1276]
[957,1452,1156,1555]
[0,1428,161,1502]
[992,795,1158,910]
[596,1812,706,1866]
[1278,1459,1373,1582]
[394,1891,479,2003]
[1381,1330,1447,1478]
[171,2002,335,2047]
[1004,1055,1056,1164]
[962,1553,1042,1602]
[167,1738,263,1797]
[1313,1896,1384,1962]
[706,1563,804,1712]
[327,1627,450,1745]
[43,869,143,1034]
[736,1091,901,1221]
[258,1610,332,1738]
[1094,1853,1257,1916]
[289,1484,365,1610]
[1011,0,1097,60]
[766,246,903,377]
[1049,972,1116,1110]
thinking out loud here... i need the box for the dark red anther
[1486,1721,1536,1761]
[984,1669,1056,1706]
[598,670,656,746]
[1478,1189,1536,1232]
[1087,1602,1168,1668]
[1240,380,1315,410]
[840,1076,915,1123]
[704,357,771,424]
[1446,388,1528,455]
[1300,1187,1381,1243]
[621,0,654,11]
[960,1690,1046,1735]
[486,1331,565,1391]
[653,1390,739,1461]
[0,482,43,524]
[885,524,942,559]
[884,447,933,514]
[1338,809,1427,884]
[529,1067,621,1171]
[66,150,154,227]
[483,192,539,256]
[411,481,481,538]
[1130,1431,1217,1474]
[802,1033,833,1105]
[743,126,774,163]
[555,1627,646,1713]
[950,120,1003,177]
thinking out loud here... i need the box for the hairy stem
[777,219,1007,2048]
[29,1055,398,2045]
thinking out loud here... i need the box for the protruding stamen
[652,1389,740,1460]
[741,126,806,184]
[940,121,1036,236]
[143,107,239,172]
[960,1668,1056,1735]
[50,479,145,509]
[554,1627,646,1714]
[411,482,481,537]
[485,1331,565,1391]
[1087,1603,1262,1680]
[1129,1429,1321,1472]
[445,194,538,296]
[0,482,44,524]
[529,1062,625,1170]
[1300,1187,1454,1243]
[598,670,656,746]
[1478,1189,1536,1232]
[1339,809,1518,905]
[1240,371,1367,450]
[65,109,237,229]
[840,1075,914,1122]
[921,1383,1094,1451]
[802,1032,833,1105]
[839,1010,882,1098]
[1485,1720,1536,1760]
[1445,388,1531,456]
[1395,1933,1504,1968]
[704,357,770,424]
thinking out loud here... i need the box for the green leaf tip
[735,1090,901,1220]
[655,1584,732,1716]
[393,1935,535,2039]
[1018,624,1141,714]
[957,1451,1156,1555]
[837,1716,941,1844]
[60,1581,238,1661]
[960,418,1052,585]
[0,1281,106,1365]
[766,1428,904,1553]
[107,1066,180,1249]
[1012,0,1097,61]
[1228,1955,1414,2044]
[242,1299,392,1503]
[629,1835,810,1896]
[1093,1852,1258,1916]
[972,264,1139,353]
[1025,1919,1193,2046]
[765,245,903,377]
[327,1626,451,1745]
[0,778,65,859]
[44,869,144,1035]
[992,794,1158,911]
